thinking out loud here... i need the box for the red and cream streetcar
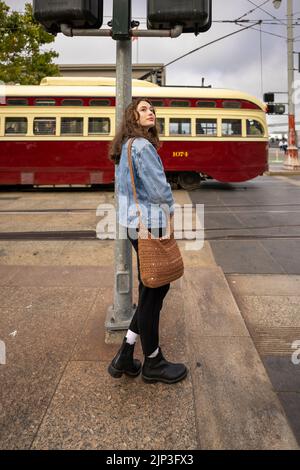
[0,77,268,189]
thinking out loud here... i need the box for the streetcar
[0,77,269,189]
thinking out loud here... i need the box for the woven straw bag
[127,138,184,288]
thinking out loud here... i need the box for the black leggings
[127,227,170,357]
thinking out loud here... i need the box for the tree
[0,1,60,84]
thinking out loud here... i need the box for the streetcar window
[222,119,242,136]
[246,119,264,136]
[170,100,191,107]
[151,100,164,107]
[34,118,56,135]
[88,117,110,135]
[223,101,242,109]
[5,117,27,134]
[156,118,165,135]
[196,119,217,136]
[7,99,28,106]
[61,117,83,135]
[61,99,83,106]
[169,118,191,135]
[35,99,56,106]
[196,101,216,108]
[89,99,110,106]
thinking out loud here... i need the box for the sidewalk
[266,150,300,175]
[0,191,299,450]
[265,166,300,176]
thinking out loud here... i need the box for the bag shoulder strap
[127,138,141,217]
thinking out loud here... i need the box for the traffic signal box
[33,0,212,37]
[263,92,286,115]
[267,104,286,115]
[147,0,212,35]
[264,93,275,103]
[33,0,103,34]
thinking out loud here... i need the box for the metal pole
[106,38,135,330]
[284,0,300,169]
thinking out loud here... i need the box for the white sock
[125,330,139,345]
[148,347,159,358]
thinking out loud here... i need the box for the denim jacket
[116,137,175,229]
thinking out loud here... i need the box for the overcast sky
[4,0,300,130]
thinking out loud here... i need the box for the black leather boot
[142,347,188,384]
[108,338,142,378]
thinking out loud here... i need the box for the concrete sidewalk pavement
[265,154,300,176]
[0,190,299,450]
[265,168,300,176]
[0,245,298,449]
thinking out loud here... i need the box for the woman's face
[135,101,156,130]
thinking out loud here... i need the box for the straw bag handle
[127,138,141,219]
[127,138,172,237]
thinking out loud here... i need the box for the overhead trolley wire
[150,21,262,77]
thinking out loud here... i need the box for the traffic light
[267,103,286,115]
[264,93,285,114]
[33,0,103,34]
[147,0,212,35]
[263,92,275,103]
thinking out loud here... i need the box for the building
[57,63,166,86]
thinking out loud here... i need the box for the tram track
[1,201,300,214]
[0,230,299,241]
[0,198,299,241]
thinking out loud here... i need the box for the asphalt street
[189,175,300,274]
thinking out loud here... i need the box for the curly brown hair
[108,97,160,164]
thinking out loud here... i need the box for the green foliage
[0,1,60,84]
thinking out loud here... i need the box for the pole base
[283,149,300,170]
[105,304,137,331]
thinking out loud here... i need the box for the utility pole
[107,1,134,330]
[285,0,300,169]
[273,0,300,169]
[109,39,134,329]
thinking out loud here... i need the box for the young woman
[108,97,188,384]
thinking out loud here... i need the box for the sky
[4,0,300,130]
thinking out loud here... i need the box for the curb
[264,171,300,176]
